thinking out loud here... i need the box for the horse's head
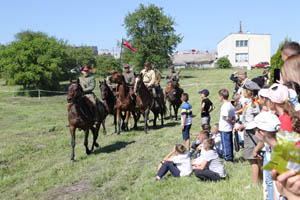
[134,73,144,94]
[110,72,124,84]
[99,80,111,100]
[171,80,179,89]
[67,79,83,103]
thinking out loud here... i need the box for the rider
[152,65,163,98]
[165,66,180,97]
[123,65,135,87]
[79,66,100,123]
[106,70,118,92]
[141,62,157,97]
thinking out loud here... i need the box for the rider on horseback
[141,62,157,98]
[165,66,180,97]
[79,66,100,124]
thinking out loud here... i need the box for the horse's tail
[162,100,167,116]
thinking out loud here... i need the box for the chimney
[238,21,243,34]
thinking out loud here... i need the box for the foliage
[0,30,69,90]
[122,4,182,71]
[217,57,232,69]
[269,38,291,84]
[95,54,120,75]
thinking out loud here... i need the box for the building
[217,22,271,67]
[172,50,217,68]
[98,48,120,58]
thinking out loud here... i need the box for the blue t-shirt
[181,102,192,126]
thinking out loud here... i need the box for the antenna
[239,21,243,34]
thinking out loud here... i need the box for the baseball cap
[246,112,281,131]
[82,66,90,71]
[242,80,261,91]
[259,83,289,104]
[198,89,209,96]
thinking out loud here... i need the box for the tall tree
[122,4,182,71]
[95,54,120,75]
[0,30,69,90]
[66,46,97,71]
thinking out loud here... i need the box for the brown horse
[67,79,104,161]
[109,72,136,135]
[150,86,167,127]
[166,80,184,120]
[134,74,154,133]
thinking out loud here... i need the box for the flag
[123,39,137,52]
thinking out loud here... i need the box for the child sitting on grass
[188,130,210,158]
[192,138,226,181]
[211,123,222,157]
[156,144,192,180]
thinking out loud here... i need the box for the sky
[1,0,300,55]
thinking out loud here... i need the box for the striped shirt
[181,102,192,126]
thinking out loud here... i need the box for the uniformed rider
[123,65,135,87]
[165,66,180,97]
[79,66,100,123]
[141,63,157,97]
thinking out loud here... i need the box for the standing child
[218,89,236,162]
[199,89,215,126]
[181,93,192,151]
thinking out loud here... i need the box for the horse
[109,72,137,135]
[150,86,167,127]
[99,80,117,134]
[165,80,184,120]
[133,74,155,133]
[67,79,104,161]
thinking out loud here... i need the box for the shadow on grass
[94,141,135,154]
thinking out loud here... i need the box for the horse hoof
[70,159,76,163]
[86,150,91,155]
[95,143,99,148]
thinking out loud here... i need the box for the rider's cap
[82,66,90,71]
[123,65,130,69]
[198,89,209,96]
[169,66,175,69]
[145,62,150,67]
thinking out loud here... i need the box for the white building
[217,28,271,67]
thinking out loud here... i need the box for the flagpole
[119,38,123,68]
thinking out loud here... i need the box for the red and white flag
[123,39,137,52]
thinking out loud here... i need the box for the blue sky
[1,0,299,54]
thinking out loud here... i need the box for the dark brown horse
[99,80,117,134]
[150,87,167,127]
[134,74,154,133]
[166,80,183,120]
[109,72,136,134]
[67,79,104,161]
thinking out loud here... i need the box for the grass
[0,68,264,200]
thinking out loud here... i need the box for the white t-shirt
[219,102,235,132]
[192,146,207,165]
[202,150,226,178]
[172,154,192,176]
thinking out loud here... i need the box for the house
[217,22,271,68]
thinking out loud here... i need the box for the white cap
[246,111,281,132]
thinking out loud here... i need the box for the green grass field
[0,68,264,200]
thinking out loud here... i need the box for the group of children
[156,42,300,200]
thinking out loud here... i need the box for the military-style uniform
[153,69,161,86]
[141,68,157,97]
[165,72,179,85]
[123,71,135,87]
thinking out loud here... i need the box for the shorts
[201,116,210,125]
[182,125,191,140]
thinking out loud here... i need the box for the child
[249,112,281,200]
[156,144,192,180]
[192,138,226,181]
[199,89,215,126]
[218,89,235,162]
[181,93,192,150]
[188,130,210,158]
[234,80,261,184]
[211,123,222,157]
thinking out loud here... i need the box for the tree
[269,38,291,84]
[122,4,182,71]
[0,30,69,90]
[66,46,97,72]
[95,55,120,75]
[217,57,232,68]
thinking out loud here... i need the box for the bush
[217,57,232,69]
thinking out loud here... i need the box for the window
[235,40,248,47]
[235,53,248,62]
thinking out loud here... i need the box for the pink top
[279,113,293,132]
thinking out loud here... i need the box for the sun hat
[246,111,281,131]
[242,80,261,91]
[198,89,209,96]
[259,83,289,104]
[82,66,90,71]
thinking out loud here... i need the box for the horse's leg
[84,128,91,155]
[144,110,149,134]
[114,112,117,133]
[169,102,173,120]
[125,111,131,131]
[153,111,157,128]
[69,125,76,161]
[121,111,126,130]
[102,119,107,136]
[117,109,121,135]
[174,104,178,121]
[161,110,164,126]
[93,123,100,148]
[133,111,140,130]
